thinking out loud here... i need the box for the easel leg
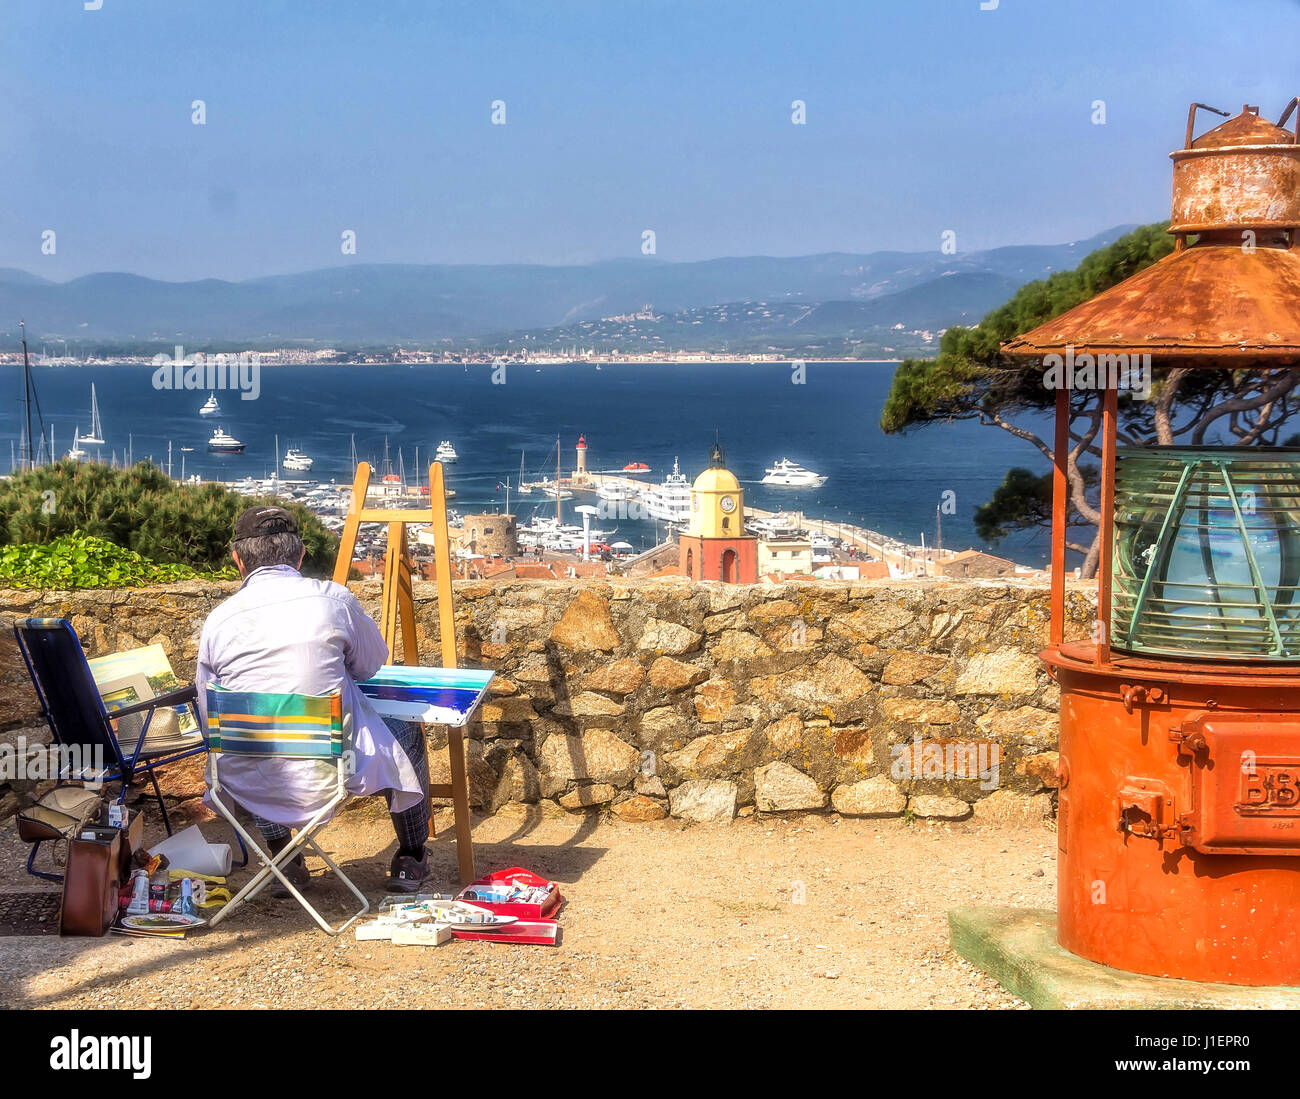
[447,727,476,886]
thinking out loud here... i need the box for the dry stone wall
[0,577,1098,824]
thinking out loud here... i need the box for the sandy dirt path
[0,804,1053,1009]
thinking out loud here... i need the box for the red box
[456,867,562,920]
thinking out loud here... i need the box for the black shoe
[270,855,311,899]
[387,849,431,893]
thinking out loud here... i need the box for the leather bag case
[60,828,123,937]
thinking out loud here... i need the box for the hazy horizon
[0,223,1134,286]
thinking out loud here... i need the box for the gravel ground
[0,800,1053,1009]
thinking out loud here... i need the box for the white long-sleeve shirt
[195,564,423,826]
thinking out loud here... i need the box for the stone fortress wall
[0,577,1097,824]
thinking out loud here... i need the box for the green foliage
[974,469,1052,543]
[880,223,1176,435]
[0,532,236,589]
[0,460,338,575]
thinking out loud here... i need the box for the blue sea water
[1,361,1053,564]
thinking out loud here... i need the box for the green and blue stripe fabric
[206,685,343,759]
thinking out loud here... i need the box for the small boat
[207,427,245,453]
[597,481,636,502]
[79,384,105,446]
[761,458,828,488]
[537,476,572,500]
[66,426,87,462]
[180,446,194,452]
[436,440,458,464]
[199,393,221,416]
[623,461,650,472]
[282,447,314,471]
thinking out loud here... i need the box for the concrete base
[949,906,1300,1009]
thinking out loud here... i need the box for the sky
[1,0,1297,282]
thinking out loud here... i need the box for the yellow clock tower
[680,444,758,583]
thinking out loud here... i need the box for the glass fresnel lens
[1113,447,1300,658]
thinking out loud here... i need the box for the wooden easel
[332,461,475,886]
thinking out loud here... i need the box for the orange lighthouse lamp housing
[1003,99,1300,986]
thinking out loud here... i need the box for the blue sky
[2,0,1296,280]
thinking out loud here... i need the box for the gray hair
[232,531,304,572]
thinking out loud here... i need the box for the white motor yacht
[436,440,458,463]
[761,458,828,488]
[207,427,245,453]
[283,447,314,471]
[199,393,221,416]
[640,458,692,523]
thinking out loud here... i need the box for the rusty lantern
[1002,99,1300,986]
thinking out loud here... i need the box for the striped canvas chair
[204,685,369,935]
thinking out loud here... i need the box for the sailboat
[79,384,105,446]
[517,451,531,495]
[67,426,87,461]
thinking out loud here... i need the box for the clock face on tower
[720,495,736,514]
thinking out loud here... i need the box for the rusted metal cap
[1171,104,1300,234]
[1189,105,1294,148]
[1002,100,1300,366]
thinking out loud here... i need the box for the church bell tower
[679,443,758,584]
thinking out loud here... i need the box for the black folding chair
[11,617,245,881]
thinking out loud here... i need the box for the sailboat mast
[556,436,561,524]
[20,322,33,470]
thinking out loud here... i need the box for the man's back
[195,563,421,827]
[198,564,388,700]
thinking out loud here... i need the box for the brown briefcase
[60,825,124,937]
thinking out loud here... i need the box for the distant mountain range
[0,226,1133,355]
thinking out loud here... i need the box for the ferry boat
[436,440,458,463]
[199,393,221,416]
[641,458,692,523]
[283,447,313,472]
[761,458,828,488]
[207,427,245,453]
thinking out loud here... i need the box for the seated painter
[195,505,432,893]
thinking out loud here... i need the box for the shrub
[0,460,338,575]
[0,532,237,589]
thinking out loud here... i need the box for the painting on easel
[334,461,480,885]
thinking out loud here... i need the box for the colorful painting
[87,644,199,735]
[357,666,494,727]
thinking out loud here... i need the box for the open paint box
[456,867,562,921]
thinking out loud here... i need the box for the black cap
[233,506,299,542]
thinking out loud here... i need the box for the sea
[2,361,1053,564]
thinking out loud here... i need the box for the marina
[0,360,1051,571]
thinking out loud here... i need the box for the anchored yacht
[207,427,245,453]
[641,458,692,523]
[436,440,458,463]
[283,447,314,471]
[199,393,221,416]
[761,458,827,488]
